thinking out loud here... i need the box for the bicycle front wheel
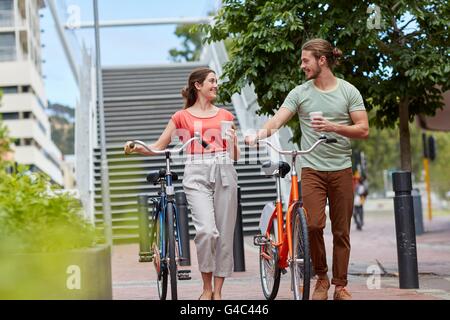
[154,213,168,300]
[259,219,281,300]
[166,202,178,300]
[291,207,311,300]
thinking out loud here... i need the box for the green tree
[201,0,450,171]
[48,102,75,155]
[0,90,13,168]
[169,24,203,62]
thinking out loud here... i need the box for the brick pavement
[111,211,450,300]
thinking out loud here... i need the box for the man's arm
[311,110,369,139]
[245,107,295,145]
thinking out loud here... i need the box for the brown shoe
[333,286,352,300]
[312,278,330,300]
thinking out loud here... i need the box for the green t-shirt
[282,78,366,171]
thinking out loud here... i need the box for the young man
[245,38,369,300]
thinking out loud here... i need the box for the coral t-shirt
[171,108,234,154]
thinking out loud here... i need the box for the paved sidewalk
[111,211,450,300]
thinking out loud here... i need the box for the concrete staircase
[93,63,277,243]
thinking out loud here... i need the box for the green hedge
[0,167,97,253]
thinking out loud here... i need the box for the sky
[40,0,216,108]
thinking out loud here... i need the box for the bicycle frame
[131,133,202,268]
[264,153,303,270]
[260,137,334,269]
[154,158,183,263]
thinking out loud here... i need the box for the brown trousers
[301,167,354,286]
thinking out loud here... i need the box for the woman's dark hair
[181,68,216,109]
[301,38,343,69]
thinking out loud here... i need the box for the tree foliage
[169,24,203,62]
[201,0,450,170]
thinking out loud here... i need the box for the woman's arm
[124,120,176,155]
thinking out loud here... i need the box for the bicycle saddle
[147,168,179,185]
[261,161,291,178]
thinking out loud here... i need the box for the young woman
[124,67,239,300]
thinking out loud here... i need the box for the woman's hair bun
[181,86,189,99]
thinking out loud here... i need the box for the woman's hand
[124,141,136,155]
[225,128,237,144]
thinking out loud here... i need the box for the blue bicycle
[129,133,203,300]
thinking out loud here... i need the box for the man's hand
[244,134,259,146]
[311,118,337,133]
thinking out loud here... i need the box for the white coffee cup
[221,121,234,139]
[309,111,324,121]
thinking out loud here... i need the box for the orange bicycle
[253,135,337,300]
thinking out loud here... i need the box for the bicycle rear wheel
[154,213,168,300]
[291,207,311,300]
[166,202,178,300]
[259,219,281,300]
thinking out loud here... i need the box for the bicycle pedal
[138,252,153,263]
[178,270,191,280]
[253,235,269,246]
[177,269,191,274]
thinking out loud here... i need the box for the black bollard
[233,187,246,272]
[137,194,152,262]
[175,190,191,266]
[392,171,419,289]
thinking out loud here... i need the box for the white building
[0,0,63,185]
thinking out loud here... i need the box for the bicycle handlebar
[129,131,206,155]
[257,135,337,156]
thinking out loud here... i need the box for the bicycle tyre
[259,219,281,300]
[155,213,168,300]
[166,202,178,300]
[291,207,311,300]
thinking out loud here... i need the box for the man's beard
[306,63,322,80]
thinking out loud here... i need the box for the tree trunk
[399,98,412,171]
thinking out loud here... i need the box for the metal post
[392,171,419,289]
[233,187,246,272]
[137,194,152,262]
[175,191,191,266]
[93,0,113,247]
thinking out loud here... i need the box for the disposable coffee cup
[309,111,323,121]
[221,121,234,139]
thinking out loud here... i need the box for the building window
[0,112,19,120]
[0,86,18,94]
[0,0,14,27]
[21,85,31,93]
[24,138,33,146]
[0,32,16,62]
[23,111,32,119]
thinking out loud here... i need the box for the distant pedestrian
[353,176,368,230]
